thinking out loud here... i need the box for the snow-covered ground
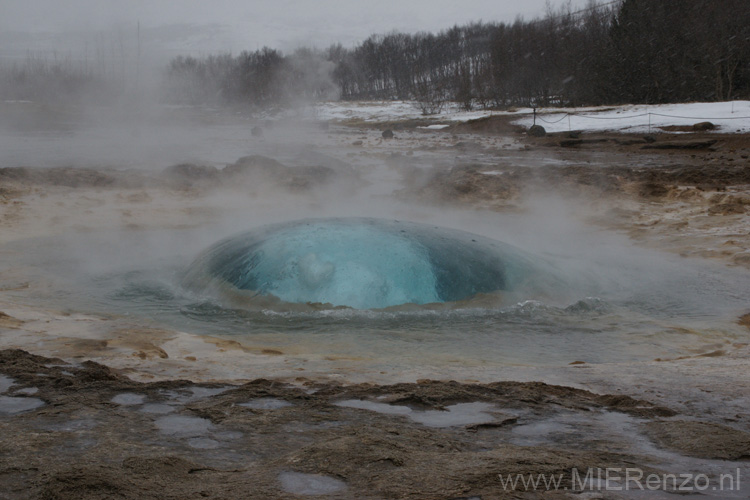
[312,101,498,123]
[313,100,750,134]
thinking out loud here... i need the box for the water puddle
[0,374,14,393]
[111,393,146,406]
[154,415,213,437]
[335,399,501,428]
[140,403,176,415]
[0,395,45,415]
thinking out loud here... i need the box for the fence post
[533,107,536,126]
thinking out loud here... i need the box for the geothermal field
[0,97,750,498]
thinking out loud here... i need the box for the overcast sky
[1,0,587,53]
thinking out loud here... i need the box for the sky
[0,0,587,54]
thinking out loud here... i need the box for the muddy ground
[1,113,750,498]
[2,348,749,500]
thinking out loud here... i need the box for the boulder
[693,121,715,131]
[527,125,546,137]
[381,129,394,139]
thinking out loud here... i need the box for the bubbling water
[182,218,564,310]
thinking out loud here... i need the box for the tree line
[164,0,750,111]
[326,0,750,109]
[4,0,747,111]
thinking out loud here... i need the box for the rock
[643,420,750,460]
[693,121,715,131]
[614,138,648,146]
[642,135,657,143]
[251,126,263,137]
[637,182,671,198]
[352,140,363,146]
[527,124,546,137]
[733,253,750,266]
[381,129,394,139]
[223,155,285,178]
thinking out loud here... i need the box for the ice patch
[335,400,500,428]
[111,393,146,406]
[0,395,45,415]
[278,471,347,496]
[239,398,293,410]
[155,415,213,437]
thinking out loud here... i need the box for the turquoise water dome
[183,218,543,309]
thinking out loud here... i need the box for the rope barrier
[531,111,750,121]
[535,113,569,124]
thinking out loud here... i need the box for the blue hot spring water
[182,218,554,309]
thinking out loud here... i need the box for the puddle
[140,403,176,415]
[111,393,146,406]
[0,395,45,415]
[335,400,500,427]
[213,430,243,441]
[154,415,213,437]
[0,374,14,393]
[511,411,750,499]
[278,471,347,495]
[187,437,221,449]
[239,398,293,410]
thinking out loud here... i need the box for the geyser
[183,218,548,309]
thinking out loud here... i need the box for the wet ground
[1,107,750,498]
[2,349,749,499]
